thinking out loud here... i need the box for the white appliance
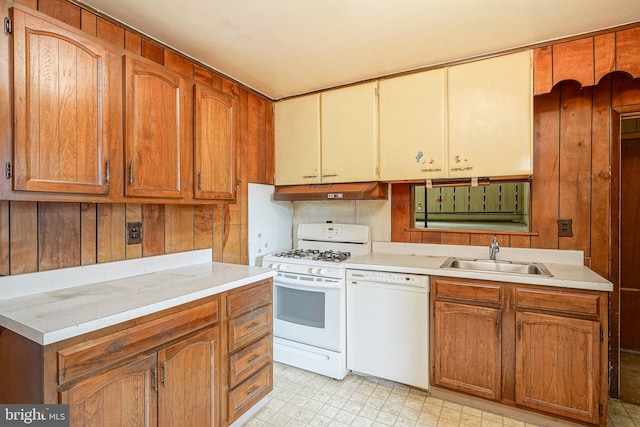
[261,223,371,379]
[346,269,430,389]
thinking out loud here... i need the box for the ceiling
[79,0,640,100]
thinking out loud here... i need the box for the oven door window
[276,286,325,328]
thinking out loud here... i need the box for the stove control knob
[269,263,281,270]
[307,267,315,274]
[316,268,324,275]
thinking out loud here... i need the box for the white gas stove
[261,223,371,379]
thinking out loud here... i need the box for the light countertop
[0,252,274,345]
[345,243,612,292]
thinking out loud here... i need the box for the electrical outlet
[126,222,142,245]
[557,219,573,237]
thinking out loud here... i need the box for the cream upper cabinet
[379,69,447,180]
[274,94,321,185]
[447,50,533,178]
[321,82,378,183]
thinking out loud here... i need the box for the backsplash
[292,199,391,243]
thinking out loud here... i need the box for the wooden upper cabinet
[194,85,238,201]
[124,55,187,198]
[379,69,447,181]
[448,51,533,178]
[12,8,110,195]
[321,82,378,183]
[274,94,321,185]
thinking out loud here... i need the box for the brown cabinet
[11,7,111,195]
[430,276,608,426]
[223,280,273,424]
[194,85,238,201]
[124,55,189,199]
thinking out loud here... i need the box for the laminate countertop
[0,250,274,345]
[345,242,612,292]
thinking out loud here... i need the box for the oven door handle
[275,275,342,289]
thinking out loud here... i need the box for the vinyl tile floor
[245,363,640,427]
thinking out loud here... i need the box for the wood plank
[531,89,561,249]
[9,201,38,274]
[194,205,213,250]
[552,38,594,88]
[421,231,441,244]
[558,83,592,255]
[245,92,260,183]
[265,98,275,185]
[38,0,80,28]
[470,233,500,248]
[410,231,422,243]
[616,26,640,78]
[212,206,224,262]
[165,51,193,77]
[14,0,37,8]
[80,10,97,36]
[38,202,81,271]
[257,97,267,182]
[125,31,141,55]
[509,234,531,248]
[165,205,194,254]
[80,203,97,265]
[612,73,640,107]
[125,203,142,259]
[391,183,411,242]
[533,47,553,95]
[224,203,242,264]
[620,289,640,350]
[440,233,471,246]
[594,33,616,84]
[0,201,8,276]
[97,17,125,48]
[590,76,612,278]
[194,65,213,86]
[97,204,125,263]
[141,39,164,65]
[141,204,165,257]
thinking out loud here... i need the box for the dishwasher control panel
[346,269,429,287]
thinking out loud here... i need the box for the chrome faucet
[489,235,500,260]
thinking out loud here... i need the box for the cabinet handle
[421,168,442,173]
[322,174,338,178]
[162,363,167,387]
[496,319,500,337]
[128,163,133,185]
[302,175,318,179]
[450,166,474,172]
[246,321,260,331]
[517,322,522,340]
[197,172,202,190]
[247,354,260,364]
[105,160,110,183]
[247,385,260,396]
[152,367,158,393]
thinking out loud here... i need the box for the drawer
[228,363,273,423]
[229,334,272,388]
[433,277,502,305]
[58,299,218,384]
[515,288,600,317]
[227,280,272,318]
[227,305,272,353]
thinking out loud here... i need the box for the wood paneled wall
[0,0,274,275]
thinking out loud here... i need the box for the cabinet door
[60,354,157,427]
[448,50,533,178]
[124,55,187,198]
[379,69,447,180]
[515,312,600,424]
[433,300,502,400]
[12,8,110,194]
[194,85,238,201]
[321,82,378,183]
[158,326,219,427]
[274,94,321,185]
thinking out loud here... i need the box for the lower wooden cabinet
[0,278,274,427]
[431,276,608,426]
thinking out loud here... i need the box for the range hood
[273,182,388,201]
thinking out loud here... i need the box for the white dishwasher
[346,269,429,389]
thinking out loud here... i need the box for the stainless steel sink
[440,258,553,276]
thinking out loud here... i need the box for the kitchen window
[412,180,530,232]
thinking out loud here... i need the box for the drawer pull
[247,354,260,364]
[246,321,260,331]
[247,385,260,396]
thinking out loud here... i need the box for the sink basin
[440,258,553,276]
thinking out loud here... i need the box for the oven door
[273,272,344,352]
